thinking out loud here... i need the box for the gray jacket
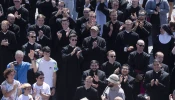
[145,0,169,25]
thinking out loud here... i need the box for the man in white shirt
[34,46,58,99]
[32,71,51,100]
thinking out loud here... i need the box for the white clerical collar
[84,3,91,8]
[125,30,130,33]
[159,32,171,44]
[69,44,75,48]
[28,42,34,45]
[2,31,8,34]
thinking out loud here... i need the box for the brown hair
[3,68,16,78]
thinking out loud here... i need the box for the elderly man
[102,74,125,100]
[7,50,36,83]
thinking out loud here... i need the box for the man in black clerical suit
[132,10,152,53]
[0,20,17,83]
[98,0,124,22]
[128,40,150,98]
[124,0,143,21]
[28,14,51,47]
[147,52,169,73]
[82,26,106,71]
[115,19,139,64]
[22,31,42,62]
[119,64,135,100]
[101,50,121,78]
[82,60,106,98]
[102,10,123,51]
[58,33,83,100]
[74,76,99,100]
[143,59,170,100]
[75,7,90,46]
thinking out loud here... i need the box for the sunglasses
[30,36,36,38]
[71,39,77,41]
[39,77,45,79]
[110,56,116,58]
[14,1,20,2]
[137,44,145,47]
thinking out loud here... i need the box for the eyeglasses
[71,39,77,41]
[30,36,36,38]
[14,1,20,2]
[110,56,116,58]
[137,44,145,47]
[122,68,129,70]
[39,77,45,79]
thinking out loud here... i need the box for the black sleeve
[98,2,110,16]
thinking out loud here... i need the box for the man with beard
[0,20,17,83]
[82,60,107,98]
[102,74,125,100]
[119,64,135,100]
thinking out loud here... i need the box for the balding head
[114,97,123,100]
[137,39,145,45]
[7,13,15,24]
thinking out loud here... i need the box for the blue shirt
[7,61,31,83]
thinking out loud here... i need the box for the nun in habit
[153,24,174,71]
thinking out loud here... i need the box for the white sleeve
[46,85,51,95]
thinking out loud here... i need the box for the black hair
[35,71,44,78]
[90,60,99,65]
[69,33,77,39]
[42,46,51,53]
[27,31,36,36]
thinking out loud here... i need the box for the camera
[13,61,19,66]
[34,51,40,59]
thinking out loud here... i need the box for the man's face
[90,63,99,71]
[153,62,161,72]
[37,75,45,83]
[111,2,119,10]
[84,78,92,87]
[69,37,77,46]
[58,2,64,10]
[121,66,129,76]
[28,33,36,43]
[136,42,145,52]
[138,14,146,20]
[90,29,98,38]
[155,54,164,63]
[108,81,114,87]
[15,54,24,63]
[43,51,50,57]
[125,21,133,30]
[89,14,96,22]
[107,52,116,62]
[1,23,9,32]
[36,18,45,26]
[83,10,90,18]
[13,0,21,6]
[7,16,15,24]
[61,21,69,29]
[132,0,139,7]
[110,12,117,21]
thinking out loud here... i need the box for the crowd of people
[1,0,175,100]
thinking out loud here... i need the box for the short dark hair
[153,59,160,64]
[61,17,69,23]
[36,14,46,20]
[35,71,44,78]
[69,33,77,39]
[107,50,115,56]
[109,9,117,16]
[27,31,36,36]
[42,46,51,53]
[90,60,99,65]
[121,64,130,70]
[4,68,16,78]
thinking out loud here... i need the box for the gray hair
[15,50,24,56]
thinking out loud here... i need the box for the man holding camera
[7,50,37,84]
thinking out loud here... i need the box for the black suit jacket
[143,70,169,100]
[120,74,135,100]
[147,63,169,73]
[22,42,42,62]
[82,69,107,96]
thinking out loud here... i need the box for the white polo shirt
[36,57,58,87]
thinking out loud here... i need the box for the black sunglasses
[39,77,45,79]
[137,44,145,47]
[110,56,116,58]
[30,36,36,38]
[71,39,77,41]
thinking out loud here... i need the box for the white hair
[15,50,24,56]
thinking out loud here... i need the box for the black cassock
[115,31,139,64]
[0,30,17,82]
[58,45,83,100]
[28,24,52,47]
